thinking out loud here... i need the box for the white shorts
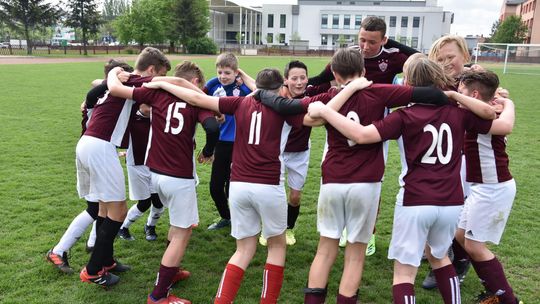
[76,135,126,202]
[317,183,381,244]
[458,179,516,245]
[283,150,310,191]
[229,182,287,240]
[151,173,198,228]
[127,165,153,201]
[388,204,462,267]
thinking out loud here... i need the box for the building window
[337,1,342,4]
[279,33,286,44]
[268,14,274,28]
[332,15,339,29]
[400,36,407,45]
[344,15,351,29]
[267,33,273,43]
[389,36,395,41]
[350,1,355,4]
[321,34,328,45]
[332,34,339,45]
[413,17,420,28]
[389,16,396,27]
[355,15,362,29]
[322,14,328,29]
[401,16,408,28]
[280,14,286,28]
[379,16,385,21]
[227,14,234,25]
[411,37,418,48]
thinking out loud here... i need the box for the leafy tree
[101,0,129,44]
[491,15,528,43]
[173,0,210,53]
[113,0,166,48]
[64,0,102,55]
[0,0,62,54]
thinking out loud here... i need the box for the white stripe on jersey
[144,122,153,165]
[450,275,461,304]
[279,123,293,184]
[110,99,135,147]
[477,133,498,183]
[404,295,415,304]
[395,136,408,206]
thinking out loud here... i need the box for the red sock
[433,264,461,304]
[304,287,327,304]
[215,263,245,304]
[260,263,284,304]
[471,257,517,304]
[150,264,179,300]
[393,283,415,304]
[337,293,358,304]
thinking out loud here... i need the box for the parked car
[0,42,9,48]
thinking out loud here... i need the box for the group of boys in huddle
[45,16,521,304]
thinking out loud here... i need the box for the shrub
[186,37,218,55]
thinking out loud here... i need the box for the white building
[209,0,453,52]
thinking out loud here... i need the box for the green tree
[0,0,62,54]
[173,0,210,53]
[114,0,166,48]
[101,0,129,44]
[64,0,102,55]
[491,15,528,43]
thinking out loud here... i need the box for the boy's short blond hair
[215,52,238,70]
[174,61,205,89]
[428,35,471,64]
[404,53,455,89]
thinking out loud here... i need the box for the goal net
[474,43,540,75]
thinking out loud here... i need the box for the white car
[0,42,9,48]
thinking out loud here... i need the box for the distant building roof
[505,0,526,5]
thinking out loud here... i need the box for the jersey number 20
[421,123,453,165]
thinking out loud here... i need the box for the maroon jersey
[354,46,408,84]
[132,87,214,178]
[464,132,512,183]
[127,108,151,166]
[219,96,304,185]
[85,75,153,146]
[302,84,415,184]
[374,104,493,206]
[285,82,333,152]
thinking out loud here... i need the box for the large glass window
[389,16,396,27]
[268,14,274,28]
[332,34,339,45]
[413,17,420,28]
[321,14,328,29]
[266,33,273,43]
[280,14,286,28]
[279,33,286,44]
[355,15,362,29]
[344,15,351,29]
[332,15,339,29]
[227,14,234,25]
[411,37,418,48]
[321,34,328,45]
[401,16,408,28]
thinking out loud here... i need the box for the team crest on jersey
[378,59,389,72]
[233,88,241,96]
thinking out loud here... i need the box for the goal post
[474,43,540,75]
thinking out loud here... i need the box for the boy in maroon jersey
[77,47,171,287]
[307,55,514,304]
[107,61,219,304]
[456,71,521,304]
[258,60,332,247]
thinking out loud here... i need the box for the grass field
[0,56,539,303]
